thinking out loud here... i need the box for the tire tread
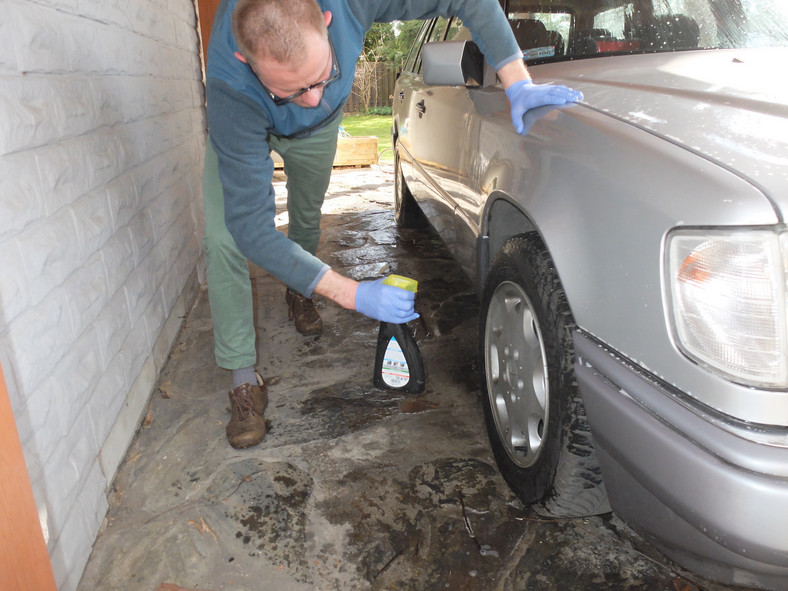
[483,233,611,518]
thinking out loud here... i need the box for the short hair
[232,0,327,67]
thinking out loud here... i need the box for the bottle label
[381,336,410,387]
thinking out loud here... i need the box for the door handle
[416,99,426,117]
[399,91,405,101]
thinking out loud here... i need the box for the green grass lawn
[340,113,395,162]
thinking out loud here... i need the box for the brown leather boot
[226,382,267,449]
[285,288,323,336]
[251,370,269,415]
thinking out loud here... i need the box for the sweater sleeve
[346,0,521,70]
[205,79,329,296]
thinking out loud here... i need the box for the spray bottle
[373,275,426,394]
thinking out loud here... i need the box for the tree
[393,20,424,68]
[350,20,426,112]
[364,22,399,61]
[352,55,378,113]
[362,21,424,68]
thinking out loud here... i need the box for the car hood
[539,48,788,215]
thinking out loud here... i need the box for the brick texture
[0,0,206,588]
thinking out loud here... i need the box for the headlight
[666,229,788,388]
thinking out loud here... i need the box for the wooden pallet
[273,135,379,168]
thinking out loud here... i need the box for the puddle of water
[399,399,439,414]
[300,383,402,439]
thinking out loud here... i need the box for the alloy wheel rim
[485,280,549,468]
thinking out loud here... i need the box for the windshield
[507,0,788,61]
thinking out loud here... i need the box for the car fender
[476,103,782,421]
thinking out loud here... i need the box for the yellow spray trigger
[382,275,418,293]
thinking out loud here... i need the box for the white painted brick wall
[0,0,206,589]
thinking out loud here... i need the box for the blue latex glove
[356,277,420,324]
[505,79,584,134]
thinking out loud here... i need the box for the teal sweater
[205,0,520,295]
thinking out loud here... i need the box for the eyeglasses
[259,36,340,106]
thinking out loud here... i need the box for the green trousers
[202,118,340,370]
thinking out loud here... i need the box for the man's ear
[324,11,332,27]
[234,51,247,64]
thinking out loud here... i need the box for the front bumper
[574,331,788,590]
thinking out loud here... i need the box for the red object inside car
[596,40,641,51]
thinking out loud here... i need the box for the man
[204,0,582,449]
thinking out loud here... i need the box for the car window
[509,10,573,59]
[446,18,472,42]
[402,21,433,74]
[427,17,450,43]
[506,0,788,63]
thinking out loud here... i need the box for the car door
[409,16,512,282]
[395,17,470,249]
[393,18,432,197]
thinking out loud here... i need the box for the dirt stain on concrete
[225,460,314,580]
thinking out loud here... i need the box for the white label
[381,337,410,387]
[522,46,556,60]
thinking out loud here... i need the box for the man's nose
[300,87,323,107]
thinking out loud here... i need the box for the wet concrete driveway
[78,166,738,591]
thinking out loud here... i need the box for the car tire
[480,233,611,517]
[394,150,427,229]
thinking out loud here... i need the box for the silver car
[392,1,788,588]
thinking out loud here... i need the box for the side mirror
[422,41,484,87]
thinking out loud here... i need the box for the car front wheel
[480,233,610,517]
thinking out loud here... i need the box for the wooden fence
[344,61,399,114]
